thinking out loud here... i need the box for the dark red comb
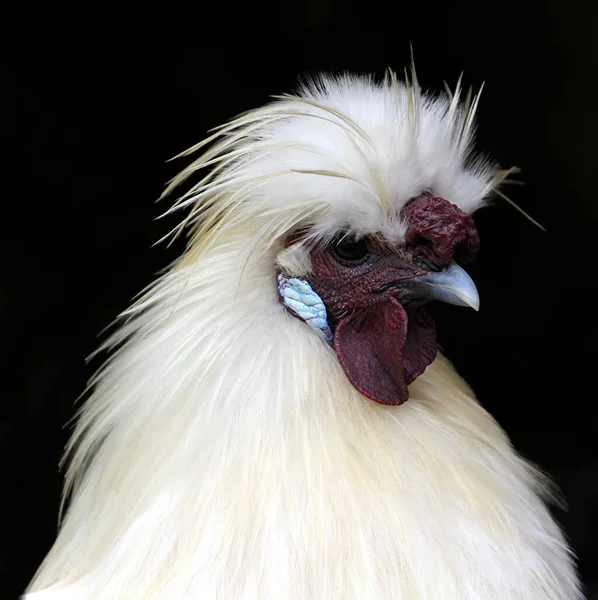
[401,192,480,268]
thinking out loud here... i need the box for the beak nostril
[407,235,443,272]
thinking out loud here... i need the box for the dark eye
[331,235,369,265]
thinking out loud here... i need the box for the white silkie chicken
[25,70,582,599]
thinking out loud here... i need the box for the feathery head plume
[159,71,516,263]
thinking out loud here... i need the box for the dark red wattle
[333,299,437,405]
[333,298,409,405]
[402,306,437,384]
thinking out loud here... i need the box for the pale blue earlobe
[277,273,334,344]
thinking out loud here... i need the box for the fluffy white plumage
[25,71,582,599]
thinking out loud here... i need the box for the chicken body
[25,73,582,599]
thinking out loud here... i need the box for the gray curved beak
[410,262,480,311]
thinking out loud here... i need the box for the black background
[4,2,598,598]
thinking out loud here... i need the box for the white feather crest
[155,71,504,254]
